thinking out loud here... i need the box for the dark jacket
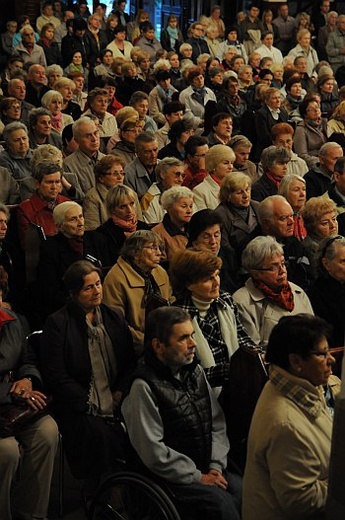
[251,174,278,202]
[308,275,345,347]
[160,28,184,53]
[133,350,212,473]
[304,166,332,199]
[62,100,82,121]
[37,39,62,66]
[186,37,211,63]
[253,104,288,162]
[36,231,112,320]
[116,76,151,106]
[25,83,50,108]
[40,301,136,477]
[97,219,149,264]
[158,142,184,160]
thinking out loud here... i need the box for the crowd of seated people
[0,0,344,518]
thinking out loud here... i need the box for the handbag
[0,396,52,438]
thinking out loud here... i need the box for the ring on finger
[19,389,25,396]
[31,397,36,401]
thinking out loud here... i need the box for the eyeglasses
[174,171,186,178]
[254,261,288,272]
[308,348,332,359]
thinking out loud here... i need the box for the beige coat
[192,174,220,211]
[102,256,172,356]
[243,365,332,520]
[233,278,314,349]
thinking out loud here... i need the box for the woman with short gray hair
[36,200,111,320]
[152,186,194,263]
[41,90,73,134]
[233,235,313,348]
[103,230,172,356]
[252,145,291,202]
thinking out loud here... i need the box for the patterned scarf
[126,257,161,307]
[111,214,137,235]
[51,112,63,132]
[253,279,295,311]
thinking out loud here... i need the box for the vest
[134,354,213,473]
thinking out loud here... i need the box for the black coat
[97,219,149,264]
[251,174,278,202]
[41,301,136,477]
[253,104,288,162]
[304,167,332,200]
[25,83,50,108]
[36,231,112,320]
[160,28,184,53]
[37,39,62,66]
[308,275,345,347]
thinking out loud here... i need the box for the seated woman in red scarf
[233,235,314,350]
[97,185,149,264]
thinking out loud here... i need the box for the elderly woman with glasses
[233,236,313,349]
[243,314,334,520]
[308,235,345,347]
[0,97,22,136]
[83,154,126,231]
[103,230,172,357]
[107,116,140,162]
[302,197,339,275]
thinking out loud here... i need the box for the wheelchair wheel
[88,471,181,520]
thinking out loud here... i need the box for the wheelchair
[87,465,182,520]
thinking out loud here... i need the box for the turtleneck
[191,295,212,318]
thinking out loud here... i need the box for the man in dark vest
[122,306,242,520]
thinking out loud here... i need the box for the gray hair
[72,116,97,139]
[41,90,63,108]
[32,161,62,182]
[28,107,51,131]
[278,174,306,199]
[31,144,63,169]
[106,184,136,215]
[197,53,211,64]
[242,235,284,272]
[53,201,82,226]
[153,59,171,72]
[319,141,342,157]
[20,24,34,35]
[160,186,194,211]
[257,195,290,225]
[261,146,291,171]
[121,230,163,259]
[45,64,63,77]
[3,121,28,143]
[318,235,345,276]
[155,157,185,180]
[229,134,252,150]
[0,203,9,218]
[134,131,157,153]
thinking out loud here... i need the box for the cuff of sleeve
[193,469,202,483]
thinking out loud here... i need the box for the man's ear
[152,337,165,356]
[288,352,303,374]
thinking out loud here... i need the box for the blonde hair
[205,144,235,172]
[219,172,252,203]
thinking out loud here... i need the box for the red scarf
[253,279,295,311]
[0,309,16,330]
[293,214,307,241]
[265,172,282,190]
[210,172,223,186]
[111,214,137,235]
